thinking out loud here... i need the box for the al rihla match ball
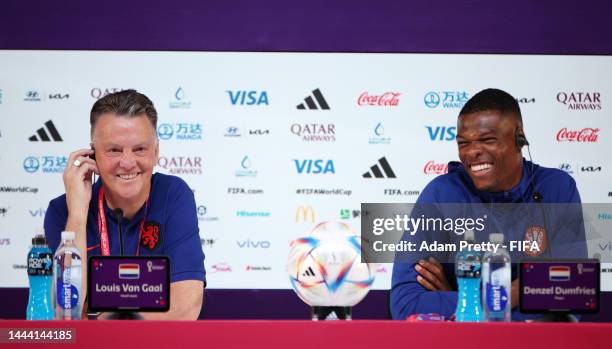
[287,221,377,307]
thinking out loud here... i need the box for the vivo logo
[29,208,46,217]
[426,126,456,141]
[599,241,612,251]
[227,90,269,105]
[294,159,335,174]
[237,239,271,248]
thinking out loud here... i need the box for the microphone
[113,208,125,255]
[107,207,143,320]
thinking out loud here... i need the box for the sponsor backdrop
[0,51,611,292]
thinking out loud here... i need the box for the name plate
[88,256,170,312]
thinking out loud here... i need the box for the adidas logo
[363,157,396,178]
[29,120,63,142]
[296,88,330,110]
[302,266,316,277]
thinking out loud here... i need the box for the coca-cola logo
[556,128,600,142]
[357,92,400,106]
[424,161,448,175]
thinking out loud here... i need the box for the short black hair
[459,88,522,124]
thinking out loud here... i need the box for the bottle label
[486,283,508,312]
[456,253,481,278]
[56,281,79,309]
[27,252,53,276]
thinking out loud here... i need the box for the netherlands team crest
[523,225,547,257]
[141,221,162,251]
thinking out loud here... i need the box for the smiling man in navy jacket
[391,88,587,321]
[44,90,205,320]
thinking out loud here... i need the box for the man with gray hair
[44,89,206,320]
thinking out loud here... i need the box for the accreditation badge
[523,225,547,257]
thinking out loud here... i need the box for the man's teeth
[471,163,492,172]
[118,173,138,180]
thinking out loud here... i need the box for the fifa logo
[295,206,315,223]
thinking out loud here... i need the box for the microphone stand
[106,208,143,320]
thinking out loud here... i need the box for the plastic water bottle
[27,234,54,320]
[454,230,483,322]
[482,233,511,322]
[53,231,82,320]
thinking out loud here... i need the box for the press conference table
[1,320,610,348]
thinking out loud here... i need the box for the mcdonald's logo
[295,206,315,223]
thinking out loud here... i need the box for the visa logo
[29,208,46,217]
[294,159,335,174]
[426,126,456,141]
[227,90,269,105]
[237,239,271,248]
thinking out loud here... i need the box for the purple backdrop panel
[1,0,611,54]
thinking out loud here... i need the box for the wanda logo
[424,161,448,175]
[357,92,400,106]
[556,128,600,142]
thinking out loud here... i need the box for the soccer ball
[288,221,377,307]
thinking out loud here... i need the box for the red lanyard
[97,186,149,256]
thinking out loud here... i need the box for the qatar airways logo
[157,156,202,175]
[556,92,601,110]
[423,161,448,175]
[556,128,600,142]
[357,92,400,107]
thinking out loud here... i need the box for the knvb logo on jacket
[24,90,43,102]
[556,92,601,110]
[424,160,448,175]
[227,90,269,106]
[296,88,330,110]
[426,126,456,141]
[0,207,8,217]
[294,159,335,174]
[295,206,315,223]
[556,128,599,142]
[169,87,192,109]
[157,123,203,141]
[236,156,258,177]
[290,123,335,142]
[357,92,400,107]
[369,123,391,144]
[29,120,63,142]
[237,239,271,249]
[157,156,202,175]
[90,88,128,99]
[23,156,67,173]
[424,91,469,109]
[363,157,396,178]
